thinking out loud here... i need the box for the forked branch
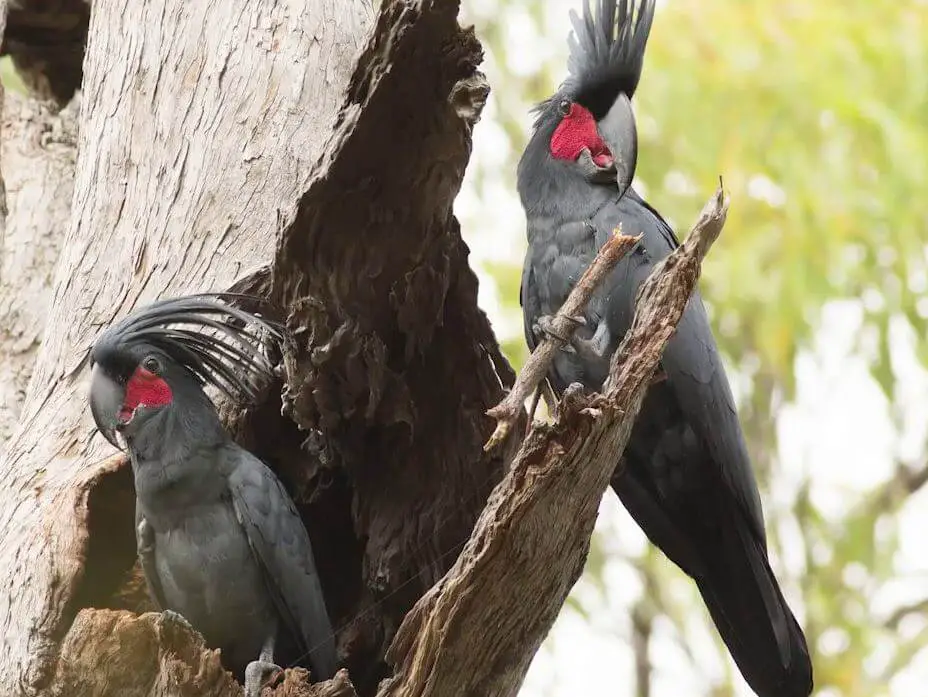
[484,229,640,451]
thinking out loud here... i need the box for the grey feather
[135,510,167,609]
[520,187,813,696]
[229,448,338,680]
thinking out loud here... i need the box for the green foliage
[0,57,27,95]
[633,0,928,397]
[462,0,928,694]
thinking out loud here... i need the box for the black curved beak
[596,91,638,197]
[89,364,125,450]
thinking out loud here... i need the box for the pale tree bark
[0,0,517,694]
[0,0,372,693]
[0,0,87,446]
[0,92,79,444]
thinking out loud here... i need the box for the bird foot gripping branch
[485,181,731,455]
[484,229,640,452]
[533,313,586,345]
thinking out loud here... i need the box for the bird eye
[558,99,572,116]
[142,356,161,375]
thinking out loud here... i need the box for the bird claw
[160,609,194,632]
[534,314,586,351]
[137,518,155,555]
[244,659,284,697]
[570,336,604,361]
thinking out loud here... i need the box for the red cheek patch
[550,103,614,167]
[121,366,173,422]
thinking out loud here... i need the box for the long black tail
[614,473,812,697]
[691,510,812,697]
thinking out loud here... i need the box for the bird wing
[592,197,810,697]
[597,191,767,542]
[522,214,618,391]
[135,505,168,609]
[519,184,765,543]
[520,251,540,354]
[228,449,337,679]
[659,289,767,540]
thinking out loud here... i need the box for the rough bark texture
[0,0,734,695]
[269,3,519,686]
[0,91,78,445]
[56,611,362,697]
[0,0,524,694]
[379,189,729,697]
[0,0,372,693]
[52,610,243,697]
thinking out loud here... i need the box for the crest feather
[531,0,655,130]
[91,293,284,404]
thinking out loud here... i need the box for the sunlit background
[455,0,928,695]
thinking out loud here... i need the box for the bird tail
[694,517,813,697]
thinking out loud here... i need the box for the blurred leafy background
[455,0,928,695]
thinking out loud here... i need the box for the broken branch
[381,184,729,697]
[484,229,640,451]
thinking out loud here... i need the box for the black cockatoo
[88,294,337,695]
[517,2,813,696]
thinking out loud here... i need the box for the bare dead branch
[524,385,543,437]
[878,622,928,683]
[378,185,729,697]
[865,461,928,517]
[484,230,639,452]
[884,597,928,631]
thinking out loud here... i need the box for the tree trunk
[0,92,79,445]
[0,0,377,693]
[0,0,529,693]
[0,0,735,695]
[0,0,88,449]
